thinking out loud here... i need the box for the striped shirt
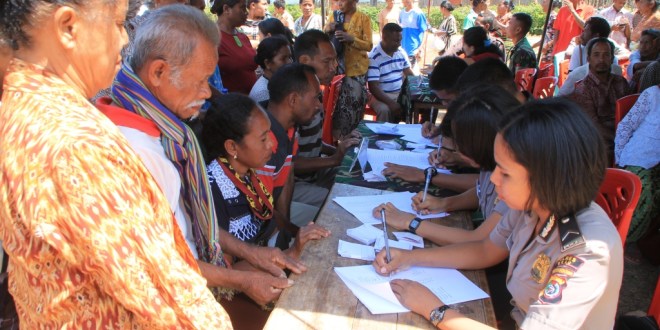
[367,44,411,94]
[257,110,299,200]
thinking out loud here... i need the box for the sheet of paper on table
[346,224,383,244]
[338,240,376,261]
[334,265,490,315]
[392,231,425,248]
[365,148,430,181]
[365,122,399,135]
[365,123,438,147]
[374,236,413,251]
[333,191,447,225]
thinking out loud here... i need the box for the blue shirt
[367,43,411,93]
[400,8,428,56]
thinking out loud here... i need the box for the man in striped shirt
[367,23,415,123]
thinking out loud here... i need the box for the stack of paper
[338,240,376,261]
[333,192,447,225]
[392,232,425,248]
[374,236,413,251]
[346,224,383,244]
[334,265,490,314]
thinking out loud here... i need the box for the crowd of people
[0,0,658,329]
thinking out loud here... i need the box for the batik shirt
[0,59,231,329]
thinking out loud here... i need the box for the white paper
[394,124,438,147]
[338,240,376,261]
[374,236,413,251]
[334,265,490,315]
[346,224,383,244]
[333,192,446,225]
[367,148,431,177]
[365,122,399,134]
[392,232,425,248]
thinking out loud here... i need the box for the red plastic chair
[593,168,642,245]
[649,276,660,327]
[322,74,345,145]
[537,63,554,79]
[364,82,377,120]
[514,68,537,93]
[557,59,570,87]
[615,94,640,129]
[532,76,558,99]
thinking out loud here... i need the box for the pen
[430,107,436,126]
[381,209,392,263]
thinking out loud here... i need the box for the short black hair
[512,12,532,35]
[202,93,262,161]
[472,0,487,8]
[586,16,611,39]
[254,36,290,69]
[641,28,660,40]
[586,37,614,58]
[450,84,520,171]
[211,0,244,15]
[294,29,331,61]
[383,22,403,34]
[259,18,294,44]
[498,98,607,217]
[501,0,515,10]
[440,0,455,11]
[273,0,286,8]
[268,63,317,103]
[429,56,468,92]
[455,58,517,95]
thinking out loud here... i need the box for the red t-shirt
[552,5,595,56]
[218,31,258,94]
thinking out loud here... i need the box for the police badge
[531,253,551,283]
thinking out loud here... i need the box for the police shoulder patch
[538,254,585,304]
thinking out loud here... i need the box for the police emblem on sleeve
[531,253,551,283]
[539,254,586,304]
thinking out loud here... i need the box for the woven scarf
[217,157,274,221]
[111,63,226,269]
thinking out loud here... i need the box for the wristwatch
[408,217,422,234]
[429,305,451,326]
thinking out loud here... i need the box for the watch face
[430,308,444,324]
[410,219,421,230]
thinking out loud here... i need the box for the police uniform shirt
[477,171,509,219]
[489,202,623,329]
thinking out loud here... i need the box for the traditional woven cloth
[111,63,226,269]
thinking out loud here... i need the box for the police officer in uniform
[373,98,624,330]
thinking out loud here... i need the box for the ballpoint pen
[422,167,433,203]
[381,208,392,263]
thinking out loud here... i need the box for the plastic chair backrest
[537,63,554,79]
[649,276,660,326]
[615,94,640,129]
[558,59,570,87]
[322,74,345,145]
[593,168,642,245]
[533,76,558,99]
[514,68,537,93]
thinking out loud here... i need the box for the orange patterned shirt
[0,59,232,329]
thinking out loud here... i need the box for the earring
[233,154,238,160]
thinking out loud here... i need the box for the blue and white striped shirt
[367,44,411,94]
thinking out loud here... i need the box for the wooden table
[400,75,447,124]
[264,183,497,329]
